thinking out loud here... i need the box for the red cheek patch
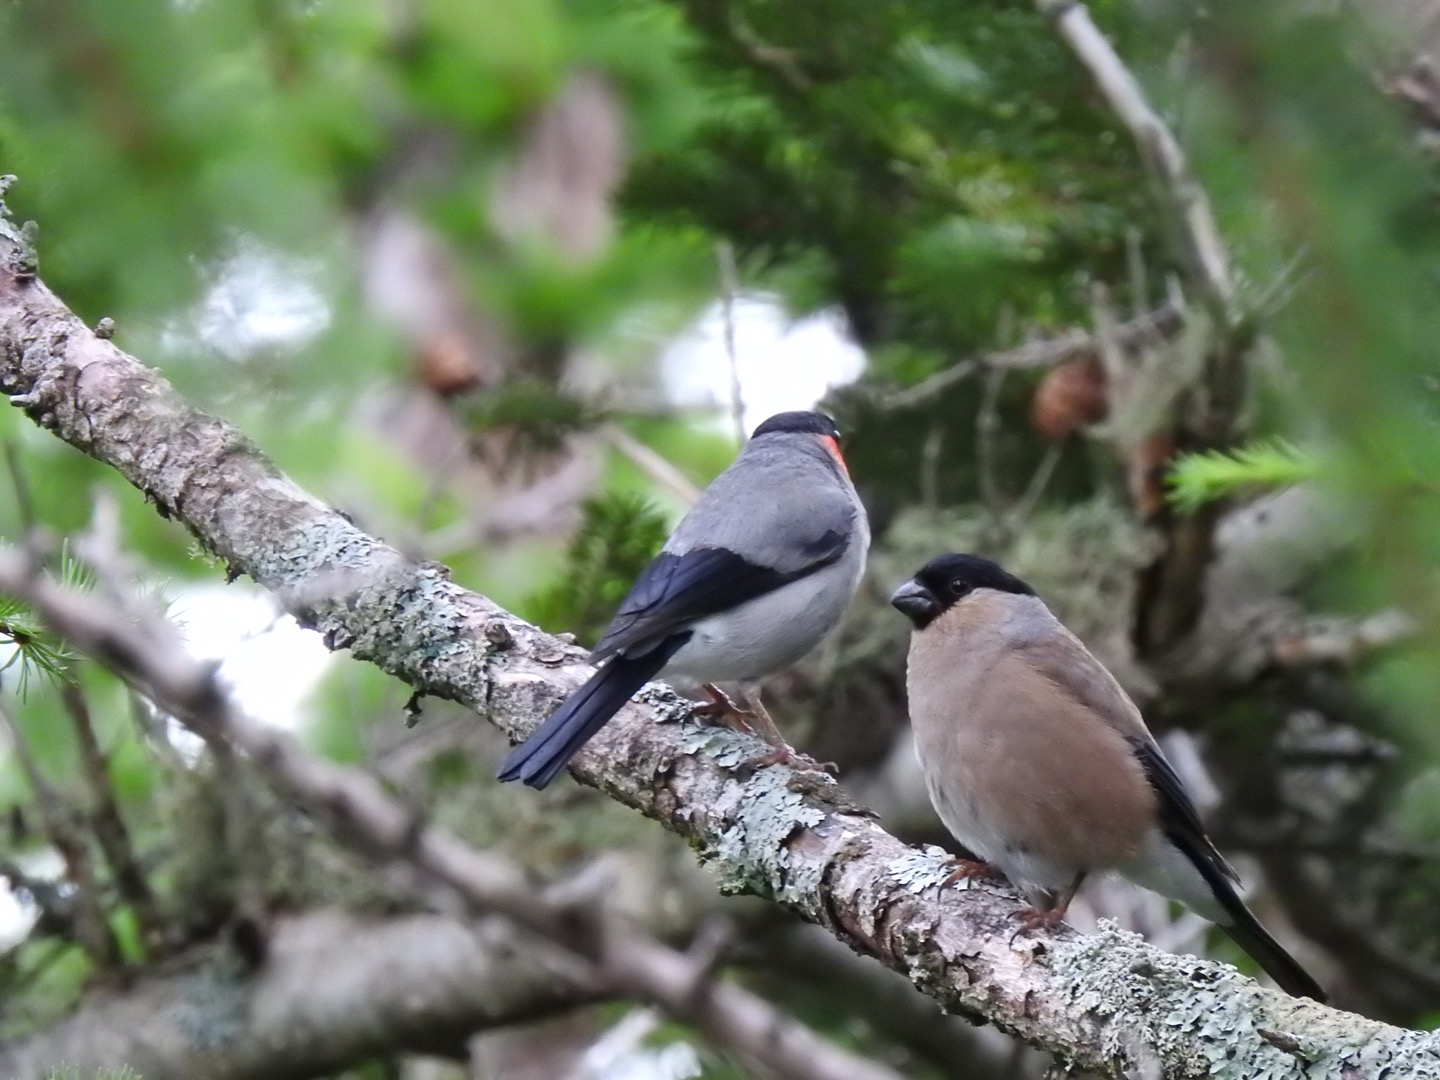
[822,435,849,476]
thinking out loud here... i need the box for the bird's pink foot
[1011,905,1068,931]
[742,743,839,774]
[942,858,1004,888]
[694,684,739,716]
[697,684,834,772]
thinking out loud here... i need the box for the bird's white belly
[1116,832,1225,923]
[662,557,860,683]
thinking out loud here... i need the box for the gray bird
[890,553,1326,1001]
[499,410,869,789]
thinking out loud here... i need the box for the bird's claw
[693,686,754,731]
[742,744,838,775]
[942,858,1003,888]
[693,696,738,720]
[695,684,832,772]
[1010,905,1066,932]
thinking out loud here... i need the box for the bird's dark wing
[591,532,847,662]
[1126,735,1239,885]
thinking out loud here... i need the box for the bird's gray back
[665,436,866,571]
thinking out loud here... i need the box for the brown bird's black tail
[1131,737,1327,1001]
[1215,898,1327,1003]
[1174,832,1327,1002]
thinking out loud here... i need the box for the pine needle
[1166,439,1321,514]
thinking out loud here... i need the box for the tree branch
[61,682,163,952]
[2,214,1436,1077]
[878,301,1183,412]
[0,908,602,1080]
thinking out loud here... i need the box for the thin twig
[1010,443,1063,524]
[61,683,161,952]
[1038,0,1234,319]
[919,425,943,511]
[976,368,1007,516]
[879,303,1182,411]
[0,701,122,970]
[601,423,702,505]
[1126,226,1149,318]
[3,443,36,538]
[716,241,747,446]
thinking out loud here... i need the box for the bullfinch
[499,410,869,789]
[890,553,1326,1001]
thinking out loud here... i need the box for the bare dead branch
[1268,610,1418,668]
[1037,1,1234,319]
[600,422,703,504]
[603,932,906,1080]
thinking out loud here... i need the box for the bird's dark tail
[1212,883,1327,1002]
[1176,834,1327,1001]
[496,635,688,789]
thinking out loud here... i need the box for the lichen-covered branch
[2,221,1438,1077]
[0,548,911,1080]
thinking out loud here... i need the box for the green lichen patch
[1047,920,1440,1079]
[677,723,759,769]
[703,766,827,908]
[885,846,958,894]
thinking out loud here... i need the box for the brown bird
[890,553,1326,1001]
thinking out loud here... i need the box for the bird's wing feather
[1015,634,1239,884]
[591,532,847,661]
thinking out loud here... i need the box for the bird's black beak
[889,579,939,625]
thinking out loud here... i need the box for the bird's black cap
[890,553,1036,628]
[752,410,842,440]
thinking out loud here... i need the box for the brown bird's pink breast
[907,596,1158,880]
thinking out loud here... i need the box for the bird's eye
[949,577,969,596]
